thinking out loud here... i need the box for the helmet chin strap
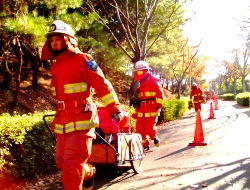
[52,46,67,56]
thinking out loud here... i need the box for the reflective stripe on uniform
[137,112,159,117]
[51,87,56,96]
[139,91,156,97]
[194,100,203,103]
[101,93,117,106]
[65,122,75,133]
[76,120,98,130]
[54,120,98,134]
[64,82,87,94]
[54,124,64,134]
[193,93,202,96]
[156,98,163,104]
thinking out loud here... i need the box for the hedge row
[158,99,187,123]
[220,93,235,101]
[236,92,250,107]
[0,111,57,180]
[220,92,250,107]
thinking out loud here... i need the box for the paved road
[94,100,250,190]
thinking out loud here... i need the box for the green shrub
[236,92,250,107]
[158,99,186,123]
[220,93,235,101]
[0,111,57,180]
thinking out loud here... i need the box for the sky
[183,0,250,60]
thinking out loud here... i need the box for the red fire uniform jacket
[41,36,121,136]
[190,87,204,104]
[136,74,163,116]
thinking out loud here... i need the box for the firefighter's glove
[154,103,162,110]
[188,100,193,110]
[113,112,123,123]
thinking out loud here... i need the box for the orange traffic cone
[208,101,214,119]
[189,109,207,146]
[214,98,219,110]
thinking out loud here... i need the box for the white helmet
[192,83,197,87]
[46,20,76,39]
[134,60,150,71]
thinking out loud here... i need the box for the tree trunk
[0,0,4,12]
[12,37,22,109]
[242,75,246,92]
[233,78,237,97]
[176,81,181,99]
[1,57,12,89]
[225,81,229,92]
[31,47,40,91]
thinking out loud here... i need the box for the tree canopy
[0,0,211,108]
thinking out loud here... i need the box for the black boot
[83,167,96,190]
[154,138,160,147]
[144,145,150,151]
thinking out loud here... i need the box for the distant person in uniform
[210,90,218,100]
[129,60,163,151]
[190,83,204,112]
[211,90,219,110]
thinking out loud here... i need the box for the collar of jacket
[140,73,150,82]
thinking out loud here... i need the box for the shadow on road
[94,165,137,189]
[155,146,193,161]
[179,157,250,190]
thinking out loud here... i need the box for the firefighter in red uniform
[41,20,123,190]
[210,90,218,100]
[129,61,163,150]
[210,90,219,110]
[190,83,204,112]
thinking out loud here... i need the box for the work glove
[112,112,123,123]
[188,100,193,110]
[154,103,162,110]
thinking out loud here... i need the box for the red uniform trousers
[135,116,158,148]
[55,130,93,190]
[194,103,201,112]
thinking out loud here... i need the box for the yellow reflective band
[64,82,87,94]
[142,139,148,143]
[140,92,156,97]
[101,93,116,106]
[51,87,56,96]
[138,112,143,117]
[54,121,98,134]
[65,122,75,133]
[193,93,202,97]
[76,120,89,130]
[156,98,163,104]
[145,92,156,96]
[75,121,98,130]
[151,112,159,117]
[137,112,158,117]
[54,124,64,134]
[137,71,143,75]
